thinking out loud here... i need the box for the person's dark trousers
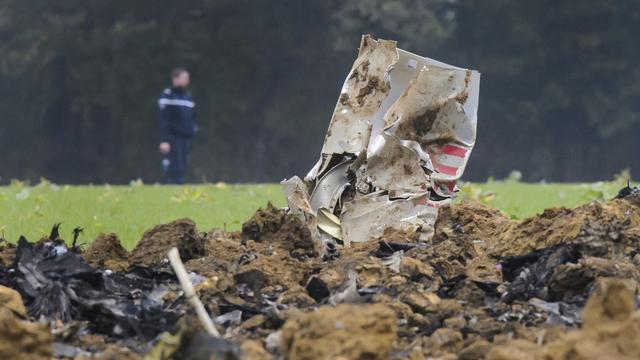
[166,138,191,184]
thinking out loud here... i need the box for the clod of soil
[242,202,318,258]
[0,285,26,316]
[83,233,129,271]
[0,308,52,359]
[130,218,204,266]
[281,304,397,360]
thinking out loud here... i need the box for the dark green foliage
[0,0,638,183]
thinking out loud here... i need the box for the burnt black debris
[501,244,581,303]
[374,241,419,258]
[234,269,267,298]
[71,227,84,249]
[615,180,640,199]
[436,274,468,299]
[49,223,61,241]
[0,236,180,340]
[306,275,331,303]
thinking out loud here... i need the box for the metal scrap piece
[367,65,478,196]
[281,176,323,244]
[317,208,342,240]
[340,191,437,245]
[309,160,351,212]
[321,35,399,155]
[281,176,315,222]
[366,133,429,196]
[282,35,480,246]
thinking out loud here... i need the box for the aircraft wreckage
[283,35,480,246]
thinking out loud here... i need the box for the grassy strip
[0,179,628,248]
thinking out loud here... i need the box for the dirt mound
[130,218,204,266]
[489,196,640,257]
[186,233,315,309]
[0,308,52,359]
[281,304,397,360]
[433,195,640,260]
[83,233,129,271]
[434,200,510,244]
[242,202,318,258]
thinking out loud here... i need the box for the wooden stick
[167,247,221,337]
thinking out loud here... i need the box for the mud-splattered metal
[283,35,480,245]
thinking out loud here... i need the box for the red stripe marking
[435,163,458,176]
[441,145,467,158]
[445,181,456,192]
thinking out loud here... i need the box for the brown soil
[83,233,129,271]
[488,197,640,257]
[0,285,27,316]
[242,202,318,258]
[130,218,204,266]
[281,304,397,360]
[0,308,52,359]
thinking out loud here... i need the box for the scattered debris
[144,330,241,360]
[1,191,640,358]
[0,235,180,340]
[487,279,640,360]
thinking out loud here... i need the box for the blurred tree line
[0,0,639,184]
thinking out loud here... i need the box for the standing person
[158,68,197,184]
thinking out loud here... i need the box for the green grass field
[0,179,629,249]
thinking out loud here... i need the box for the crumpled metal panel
[366,133,430,197]
[309,161,351,212]
[320,35,399,155]
[283,35,480,245]
[281,177,317,226]
[367,62,479,195]
[317,208,342,240]
[340,192,438,245]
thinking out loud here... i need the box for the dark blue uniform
[158,87,196,184]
